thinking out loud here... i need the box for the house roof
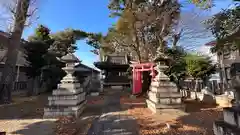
[0,50,28,67]
[205,26,240,47]
[205,40,216,46]
[0,30,10,46]
[75,63,100,73]
[0,30,28,67]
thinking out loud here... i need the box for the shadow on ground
[10,120,56,135]
[173,100,222,135]
[0,93,49,120]
[184,99,218,112]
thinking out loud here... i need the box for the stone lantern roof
[61,53,80,63]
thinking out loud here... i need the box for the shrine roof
[94,61,129,71]
[130,62,155,68]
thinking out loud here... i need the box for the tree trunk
[0,0,30,103]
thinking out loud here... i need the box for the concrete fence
[180,79,223,95]
[13,81,28,91]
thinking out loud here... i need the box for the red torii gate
[130,62,156,95]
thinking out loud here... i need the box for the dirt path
[87,90,139,135]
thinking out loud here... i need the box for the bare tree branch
[0,0,39,31]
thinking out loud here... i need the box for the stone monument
[213,63,240,135]
[146,47,184,113]
[44,51,86,118]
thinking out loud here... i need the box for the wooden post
[132,66,135,94]
[16,65,20,82]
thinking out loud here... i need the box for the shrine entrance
[130,62,156,95]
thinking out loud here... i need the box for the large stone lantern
[44,52,86,118]
[146,47,184,113]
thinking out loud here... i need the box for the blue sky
[23,0,116,68]
[22,0,234,68]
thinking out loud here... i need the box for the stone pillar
[146,52,184,113]
[44,53,86,118]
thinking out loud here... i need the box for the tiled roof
[0,30,9,46]
[75,63,100,73]
[0,30,28,66]
[0,49,28,67]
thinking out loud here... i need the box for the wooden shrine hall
[94,54,130,87]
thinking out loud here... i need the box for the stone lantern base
[146,61,184,113]
[146,79,185,113]
[213,107,240,135]
[44,91,86,118]
[43,77,86,118]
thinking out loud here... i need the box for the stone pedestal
[146,62,184,113]
[213,107,240,135]
[44,53,86,118]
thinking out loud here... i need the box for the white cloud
[197,45,217,63]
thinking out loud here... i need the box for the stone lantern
[146,48,184,113]
[44,52,86,118]
[213,63,240,134]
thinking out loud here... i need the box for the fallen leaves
[87,96,104,105]
[55,116,78,135]
[54,114,96,135]
[120,94,223,135]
